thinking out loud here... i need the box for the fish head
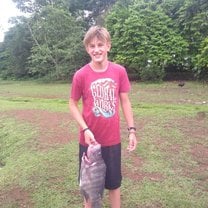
[87,143,102,162]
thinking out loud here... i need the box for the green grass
[0,96,68,112]
[0,81,208,207]
[0,118,81,208]
[0,80,69,99]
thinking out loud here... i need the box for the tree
[68,0,117,25]
[5,0,206,81]
[0,42,11,79]
[176,0,208,54]
[195,37,208,80]
[159,0,208,78]
[106,1,189,81]
[12,0,68,13]
[13,0,117,26]
[0,17,33,79]
[27,6,86,80]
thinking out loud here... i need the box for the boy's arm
[69,98,88,129]
[69,98,96,145]
[120,92,138,151]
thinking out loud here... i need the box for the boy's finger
[90,138,98,145]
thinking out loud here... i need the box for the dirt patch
[122,152,164,182]
[164,115,208,190]
[121,118,165,182]
[181,113,208,140]
[123,112,208,183]
[0,187,33,208]
[0,109,77,207]
[4,109,77,150]
[190,144,208,175]
[136,201,163,208]
[196,111,207,120]
[189,144,208,191]
[191,144,208,165]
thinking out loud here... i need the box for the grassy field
[0,81,208,208]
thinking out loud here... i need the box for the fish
[79,143,106,208]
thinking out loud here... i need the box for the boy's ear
[85,45,90,54]
[107,42,111,52]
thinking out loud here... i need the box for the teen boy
[69,26,138,208]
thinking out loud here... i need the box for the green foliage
[0,17,33,79]
[0,0,207,81]
[106,1,189,81]
[27,6,86,80]
[68,0,117,25]
[167,0,208,75]
[176,0,208,53]
[0,43,11,79]
[194,37,208,80]
[140,63,166,81]
[13,0,69,13]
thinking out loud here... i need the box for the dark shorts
[79,143,122,190]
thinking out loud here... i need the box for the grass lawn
[0,80,208,208]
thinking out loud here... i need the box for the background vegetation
[0,0,207,81]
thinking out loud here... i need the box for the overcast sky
[0,0,23,42]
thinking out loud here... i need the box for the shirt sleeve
[119,66,131,93]
[70,71,83,101]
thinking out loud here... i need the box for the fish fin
[80,189,90,201]
[82,152,92,165]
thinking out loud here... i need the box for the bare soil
[5,109,76,150]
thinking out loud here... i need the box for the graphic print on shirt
[91,78,117,118]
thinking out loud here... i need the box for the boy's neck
[90,60,109,72]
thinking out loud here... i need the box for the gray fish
[80,144,106,208]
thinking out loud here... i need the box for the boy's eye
[88,42,104,48]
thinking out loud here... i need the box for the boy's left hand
[127,133,137,152]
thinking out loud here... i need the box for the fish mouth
[82,152,91,164]
[89,143,101,149]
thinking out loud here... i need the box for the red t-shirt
[70,62,130,146]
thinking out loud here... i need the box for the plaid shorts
[79,143,122,190]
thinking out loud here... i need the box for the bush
[140,64,165,81]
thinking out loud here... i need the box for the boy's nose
[94,45,100,52]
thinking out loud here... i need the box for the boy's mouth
[93,52,102,57]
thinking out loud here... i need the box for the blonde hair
[83,26,111,47]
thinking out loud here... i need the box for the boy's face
[86,37,111,66]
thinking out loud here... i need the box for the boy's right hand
[84,129,97,145]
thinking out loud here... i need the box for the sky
[0,0,24,42]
